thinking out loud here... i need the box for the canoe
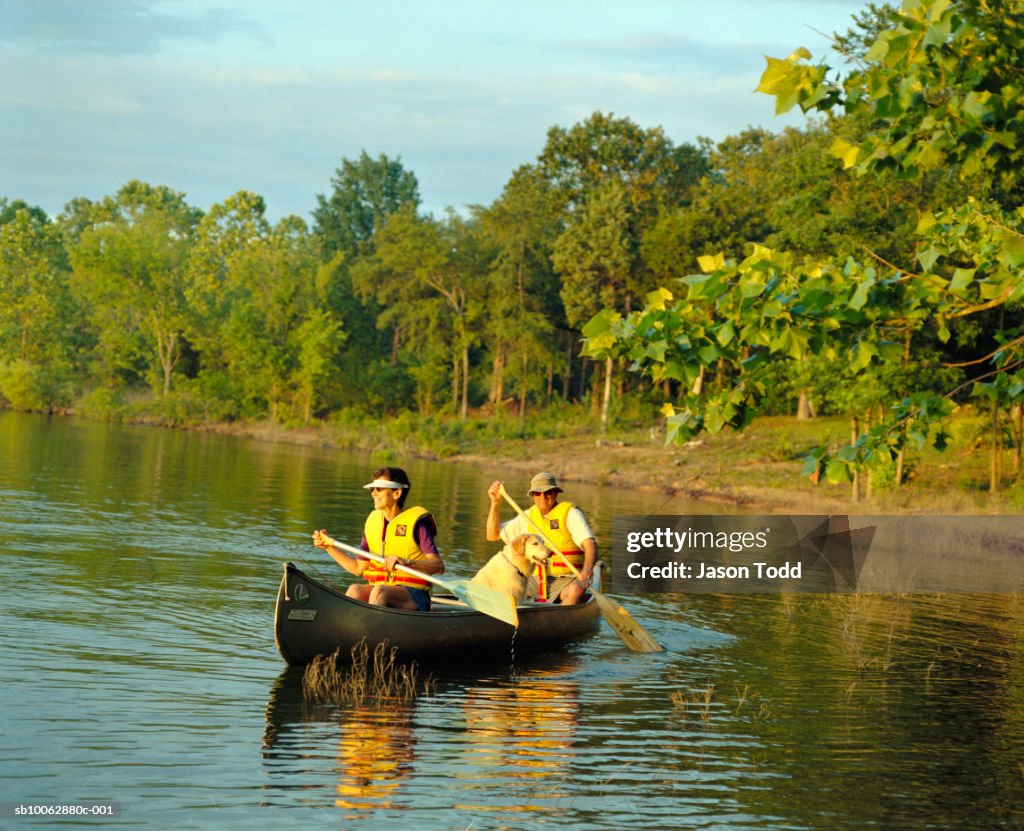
[274,562,602,666]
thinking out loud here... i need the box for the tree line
[2,1,1021,494]
[0,110,718,427]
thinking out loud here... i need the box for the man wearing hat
[313,466,443,611]
[486,472,597,604]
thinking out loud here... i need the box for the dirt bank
[175,413,1007,515]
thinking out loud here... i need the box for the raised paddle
[318,534,519,628]
[497,484,663,653]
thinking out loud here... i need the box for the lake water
[1,411,1022,829]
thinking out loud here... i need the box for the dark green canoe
[274,562,601,666]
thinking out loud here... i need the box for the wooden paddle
[319,534,519,628]
[497,484,663,653]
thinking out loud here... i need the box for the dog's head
[511,533,550,566]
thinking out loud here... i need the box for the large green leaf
[850,341,879,373]
[949,267,976,293]
[848,275,876,311]
[831,137,861,169]
[715,320,736,347]
[917,246,941,273]
[581,308,621,354]
[995,229,1024,268]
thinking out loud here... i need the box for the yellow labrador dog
[471,533,550,603]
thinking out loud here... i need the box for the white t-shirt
[499,504,595,548]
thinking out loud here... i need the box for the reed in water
[302,638,436,704]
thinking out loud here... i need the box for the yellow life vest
[526,501,585,601]
[362,506,434,590]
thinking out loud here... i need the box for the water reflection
[455,669,580,818]
[261,655,591,821]
[262,669,306,753]
[333,703,417,815]
[6,412,1024,830]
[263,669,422,818]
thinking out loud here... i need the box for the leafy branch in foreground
[756,0,1024,192]
[583,0,1024,497]
[583,244,958,490]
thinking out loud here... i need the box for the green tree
[352,206,483,418]
[188,190,273,418]
[641,131,774,285]
[760,0,1024,198]
[0,198,49,227]
[553,180,632,426]
[760,0,1024,491]
[68,181,201,396]
[312,152,422,408]
[313,150,421,261]
[539,112,704,422]
[190,192,342,423]
[695,120,969,421]
[0,206,79,411]
[584,247,958,498]
[444,210,489,419]
[477,165,562,416]
[539,111,688,219]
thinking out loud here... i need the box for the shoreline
[10,408,1012,514]
[181,416,881,514]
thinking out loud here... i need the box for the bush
[0,359,74,413]
[143,388,209,427]
[77,386,129,421]
[188,373,245,423]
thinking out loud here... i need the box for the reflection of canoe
[274,562,601,666]
[261,668,307,751]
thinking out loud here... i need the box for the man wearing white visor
[313,466,444,610]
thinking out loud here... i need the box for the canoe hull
[274,562,601,666]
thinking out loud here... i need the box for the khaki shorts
[525,574,577,603]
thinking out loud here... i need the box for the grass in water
[671,683,716,726]
[302,638,436,704]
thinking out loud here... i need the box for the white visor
[363,478,407,490]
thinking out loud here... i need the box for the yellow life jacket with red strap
[362,506,434,591]
[527,501,584,602]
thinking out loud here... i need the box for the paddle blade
[593,591,663,653]
[449,580,519,628]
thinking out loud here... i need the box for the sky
[2,0,873,223]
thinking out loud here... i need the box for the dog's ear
[511,534,529,557]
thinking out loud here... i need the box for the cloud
[553,24,836,80]
[1,1,839,222]
[1,0,266,55]
[1,47,811,222]
[559,32,737,70]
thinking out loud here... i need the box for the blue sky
[3,0,871,222]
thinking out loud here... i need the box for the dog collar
[502,551,533,578]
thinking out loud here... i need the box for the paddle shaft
[321,534,446,590]
[318,533,520,628]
